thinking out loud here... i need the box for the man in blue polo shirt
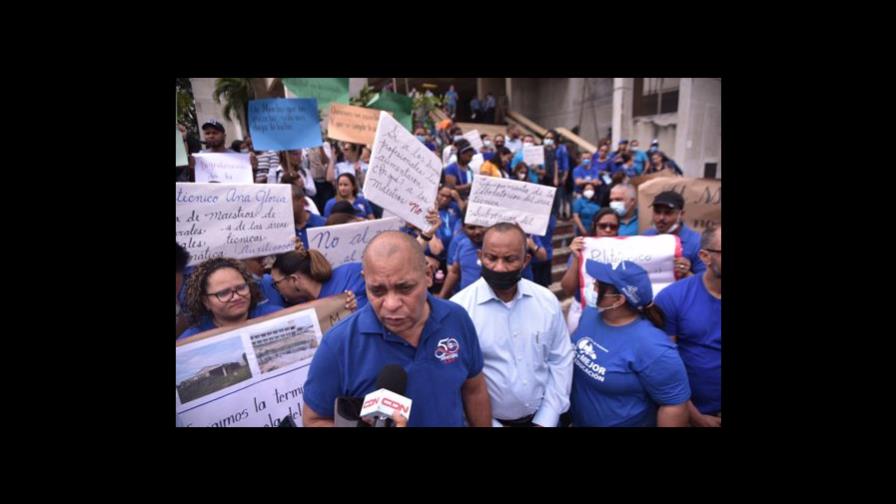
[653,224,722,427]
[302,231,492,427]
[642,190,706,278]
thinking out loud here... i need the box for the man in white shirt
[504,124,524,154]
[450,222,574,427]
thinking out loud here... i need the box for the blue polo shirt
[618,210,639,237]
[437,202,462,259]
[444,163,469,186]
[569,308,691,427]
[319,262,368,310]
[531,215,557,265]
[573,197,601,236]
[572,165,601,193]
[653,274,721,415]
[553,144,570,175]
[642,224,706,276]
[451,234,482,291]
[322,197,373,219]
[177,303,284,341]
[296,212,327,250]
[303,293,485,426]
[589,154,614,174]
[258,273,286,307]
[631,149,649,174]
[270,262,368,310]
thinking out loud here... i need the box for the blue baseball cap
[584,259,653,308]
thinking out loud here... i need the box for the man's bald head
[363,231,428,274]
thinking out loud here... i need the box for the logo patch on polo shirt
[434,337,460,364]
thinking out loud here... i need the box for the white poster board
[363,111,441,231]
[578,235,681,308]
[465,175,557,235]
[523,145,544,166]
[176,183,295,266]
[306,217,403,268]
[463,129,483,152]
[176,307,322,427]
[193,153,254,184]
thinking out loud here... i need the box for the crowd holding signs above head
[176,78,721,428]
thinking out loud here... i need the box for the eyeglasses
[271,274,295,290]
[596,222,619,231]
[206,283,250,302]
[704,249,722,254]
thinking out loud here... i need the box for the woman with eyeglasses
[269,249,364,312]
[177,258,285,341]
[561,208,622,334]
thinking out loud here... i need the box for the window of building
[633,78,679,117]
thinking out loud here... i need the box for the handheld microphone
[334,396,365,427]
[359,364,412,427]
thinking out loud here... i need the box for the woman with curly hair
[177,257,284,341]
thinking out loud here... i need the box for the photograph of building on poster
[250,314,319,374]
[177,337,252,404]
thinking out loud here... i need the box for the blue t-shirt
[303,293,484,426]
[445,90,458,105]
[510,150,523,170]
[319,262,368,310]
[258,273,287,308]
[322,197,373,219]
[552,144,570,174]
[572,165,601,193]
[446,226,465,270]
[573,198,601,236]
[177,303,284,341]
[642,224,706,276]
[510,150,541,183]
[444,163,469,186]
[569,309,691,427]
[653,274,721,415]
[618,210,639,237]
[631,150,649,174]
[589,154,614,174]
[437,202,462,260]
[532,215,558,264]
[296,212,327,250]
[451,234,482,291]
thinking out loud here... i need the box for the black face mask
[480,265,524,292]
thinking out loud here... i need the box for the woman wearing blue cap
[568,259,691,427]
